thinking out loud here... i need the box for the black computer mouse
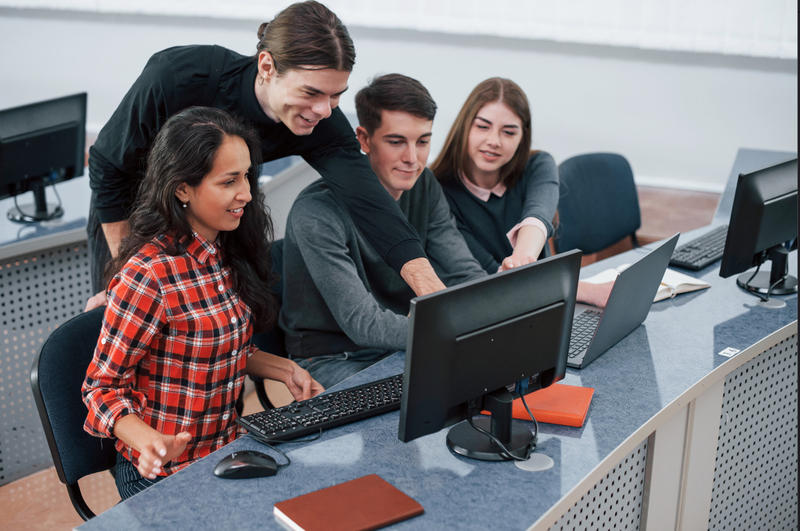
[213,450,278,479]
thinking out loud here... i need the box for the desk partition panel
[0,241,92,484]
[708,333,798,530]
[551,440,648,530]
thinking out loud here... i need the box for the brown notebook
[273,474,424,531]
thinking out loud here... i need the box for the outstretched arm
[502,152,559,269]
[299,109,444,295]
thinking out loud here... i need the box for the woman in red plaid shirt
[82,106,323,499]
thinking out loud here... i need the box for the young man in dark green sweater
[280,74,486,388]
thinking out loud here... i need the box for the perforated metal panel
[549,440,648,530]
[708,333,798,530]
[0,242,93,485]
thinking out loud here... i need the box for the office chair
[30,307,116,521]
[554,152,641,254]
[249,238,287,410]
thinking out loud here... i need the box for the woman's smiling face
[465,100,523,186]
[177,134,253,242]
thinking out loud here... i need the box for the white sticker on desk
[718,347,740,358]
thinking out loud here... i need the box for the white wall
[0,8,796,191]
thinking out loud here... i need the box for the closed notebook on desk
[510,383,594,427]
[273,473,424,531]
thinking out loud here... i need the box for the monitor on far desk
[719,158,798,302]
[399,249,581,461]
[0,93,87,223]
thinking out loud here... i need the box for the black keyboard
[568,310,602,358]
[237,373,403,442]
[669,225,729,270]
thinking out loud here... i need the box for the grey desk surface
[0,175,91,258]
[79,227,797,531]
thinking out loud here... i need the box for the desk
[79,228,797,530]
[0,175,94,485]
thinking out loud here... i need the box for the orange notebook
[482,383,594,427]
[273,474,424,531]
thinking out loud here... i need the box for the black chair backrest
[30,306,116,518]
[555,152,641,254]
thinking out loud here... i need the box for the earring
[257,74,266,86]
[182,202,188,209]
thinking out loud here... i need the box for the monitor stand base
[447,416,534,461]
[8,182,65,223]
[7,203,64,223]
[737,271,798,296]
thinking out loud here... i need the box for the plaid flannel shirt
[82,233,254,475]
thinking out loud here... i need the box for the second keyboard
[669,225,729,270]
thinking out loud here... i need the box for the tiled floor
[0,467,118,530]
[0,186,719,530]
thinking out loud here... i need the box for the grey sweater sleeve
[424,178,488,285]
[288,194,408,351]
[521,151,560,237]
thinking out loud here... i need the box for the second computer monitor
[0,92,87,223]
[719,158,798,298]
[398,249,580,460]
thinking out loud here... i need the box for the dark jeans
[295,348,393,390]
[114,451,165,500]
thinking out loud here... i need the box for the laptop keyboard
[669,225,728,270]
[568,309,603,358]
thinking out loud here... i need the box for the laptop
[567,234,679,369]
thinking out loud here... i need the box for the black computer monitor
[398,249,580,461]
[719,158,798,299]
[0,93,87,223]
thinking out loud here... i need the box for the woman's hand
[134,431,192,480]
[577,281,615,308]
[113,414,192,479]
[500,224,546,272]
[499,250,538,272]
[84,290,108,312]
